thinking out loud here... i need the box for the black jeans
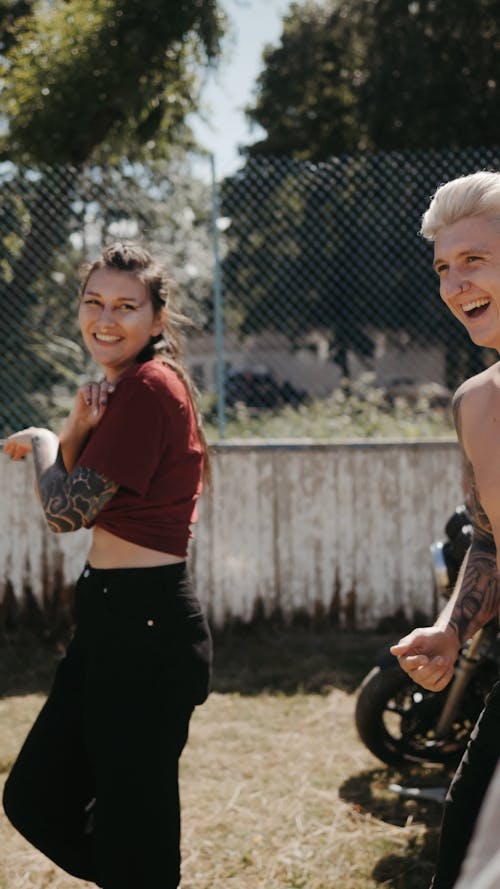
[430,679,500,889]
[3,562,212,889]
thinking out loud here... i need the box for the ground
[0,625,450,889]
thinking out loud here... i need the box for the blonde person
[2,242,212,889]
[391,172,500,889]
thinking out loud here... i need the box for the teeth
[95,333,120,342]
[463,298,490,313]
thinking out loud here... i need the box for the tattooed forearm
[41,466,118,532]
[32,436,117,532]
[449,549,500,643]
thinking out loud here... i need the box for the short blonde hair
[421,171,500,241]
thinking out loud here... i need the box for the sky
[189,0,293,180]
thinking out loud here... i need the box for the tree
[246,0,500,158]
[11,155,215,428]
[360,0,500,152]
[219,146,500,387]
[0,1,33,53]
[0,0,224,432]
[246,1,369,161]
[226,0,500,383]
[1,0,223,164]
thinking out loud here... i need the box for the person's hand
[390,624,460,691]
[57,380,115,473]
[3,427,40,461]
[70,379,115,431]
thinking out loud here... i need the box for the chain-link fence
[1,147,499,440]
[0,157,215,435]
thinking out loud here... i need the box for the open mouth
[462,298,491,319]
[94,333,121,343]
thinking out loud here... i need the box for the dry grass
[0,626,452,889]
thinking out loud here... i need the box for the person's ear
[151,308,166,337]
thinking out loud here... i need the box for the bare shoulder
[453,363,499,401]
[453,363,500,444]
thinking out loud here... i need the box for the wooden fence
[0,439,463,631]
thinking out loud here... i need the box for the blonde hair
[421,171,500,241]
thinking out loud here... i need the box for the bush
[205,373,455,441]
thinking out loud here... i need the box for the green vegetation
[217,0,500,391]
[203,375,455,442]
[246,0,500,159]
[0,0,223,164]
[0,0,224,432]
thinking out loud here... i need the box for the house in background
[186,328,449,404]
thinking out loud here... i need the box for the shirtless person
[391,171,500,889]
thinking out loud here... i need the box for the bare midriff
[88,525,185,569]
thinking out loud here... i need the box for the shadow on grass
[339,764,455,889]
[339,765,451,827]
[0,622,399,698]
[0,625,457,889]
[0,632,62,697]
[211,622,396,695]
[371,833,440,889]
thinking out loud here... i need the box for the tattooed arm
[5,427,118,533]
[390,543,498,692]
[437,390,500,642]
[390,388,500,691]
[436,529,498,644]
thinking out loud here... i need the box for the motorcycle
[355,505,500,767]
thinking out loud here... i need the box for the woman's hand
[3,427,42,461]
[58,380,114,473]
[71,379,115,431]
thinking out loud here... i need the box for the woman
[2,241,212,889]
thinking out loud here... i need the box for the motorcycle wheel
[355,665,476,767]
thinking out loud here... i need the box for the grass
[0,625,453,889]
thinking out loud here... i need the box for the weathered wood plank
[0,440,463,630]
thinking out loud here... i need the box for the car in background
[225,369,306,410]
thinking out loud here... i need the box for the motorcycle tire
[355,664,473,767]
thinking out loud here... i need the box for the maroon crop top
[76,360,204,558]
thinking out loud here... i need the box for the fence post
[210,154,226,439]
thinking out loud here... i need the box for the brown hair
[79,241,211,486]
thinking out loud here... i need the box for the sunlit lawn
[0,626,449,889]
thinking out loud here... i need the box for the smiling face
[78,267,164,382]
[433,214,500,350]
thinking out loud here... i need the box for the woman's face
[78,267,164,382]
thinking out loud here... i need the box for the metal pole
[210,154,226,438]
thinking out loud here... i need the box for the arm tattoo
[32,436,118,533]
[449,549,500,643]
[449,393,500,642]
